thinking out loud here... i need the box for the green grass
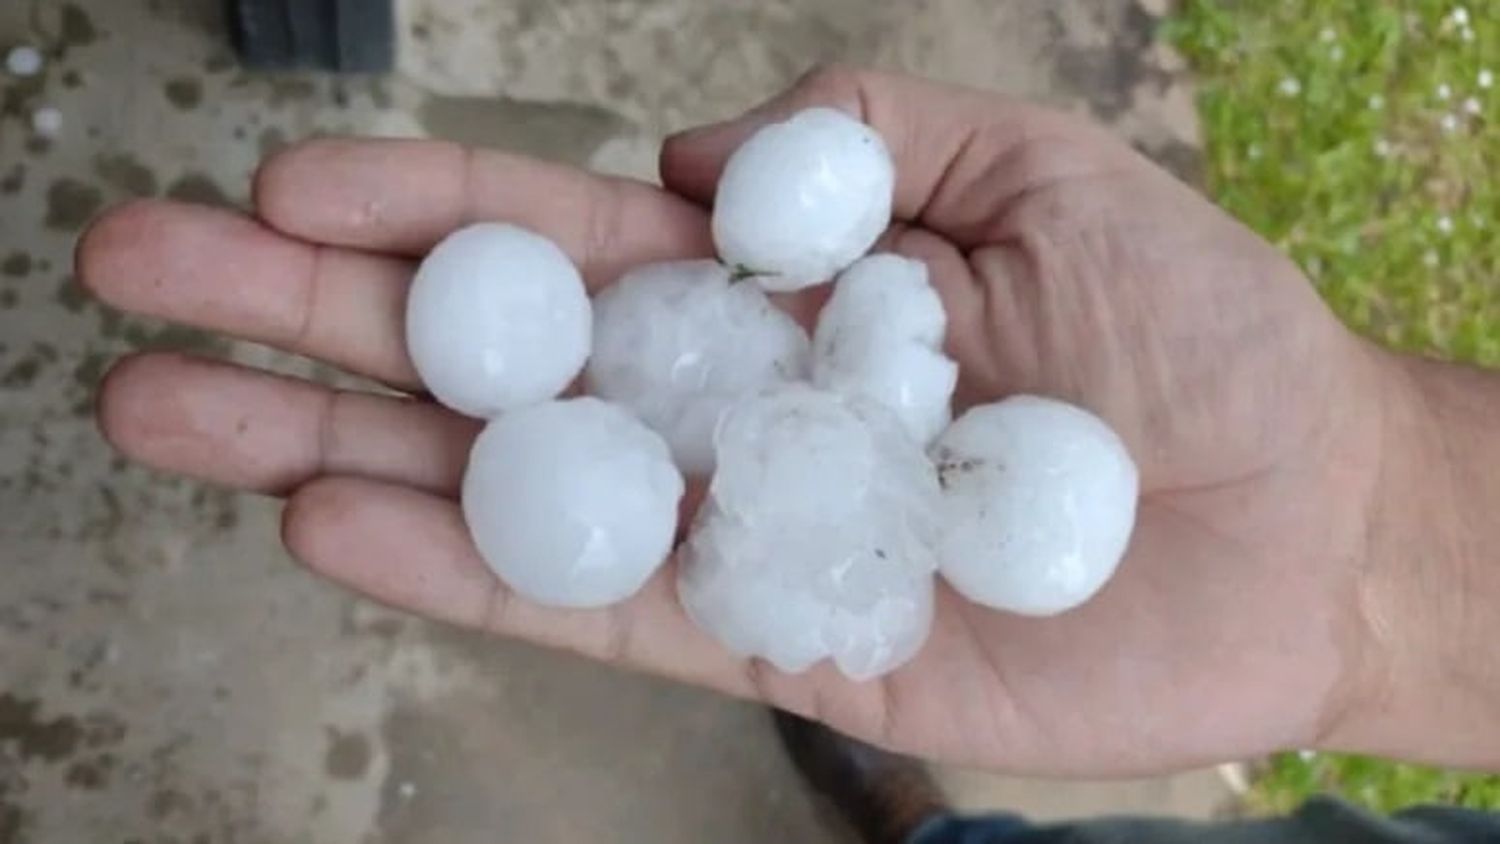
[1167,0,1500,816]
[1168,0,1499,363]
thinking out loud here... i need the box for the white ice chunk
[31,106,62,138]
[678,386,939,680]
[405,223,591,419]
[462,398,684,608]
[712,108,894,292]
[587,260,810,474]
[931,396,1138,616]
[813,254,957,444]
[6,46,42,77]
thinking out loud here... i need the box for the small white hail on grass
[1464,97,1483,115]
[1437,82,1453,101]
[1451,6,1470,27]
[1278,76,1302,98]
[1373,138,1393,158]
[1368,93,1386,111]
[1441,113,1461,133]
[1318,26,1337,43]
[1424,250,1441,268]
[1437,215,1455,236]
[1479,69,1494,90]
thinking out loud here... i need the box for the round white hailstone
[31,106,62,138]
[5,46,42,77]
[678,385,940,680]
[931,396,1138,616]
[406,223,591,419]
[462,397,684,608]
[812,254,957,444]
[587,260,811,474]
[712,107,894,292]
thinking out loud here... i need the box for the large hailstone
[406,223,592,418]
[812,254,957,444]
[462,398,684,608]
[678,386,940,680]
[931,396,1138,616]
[712,108,895,292]
[587,260,811,474]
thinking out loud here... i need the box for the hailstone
[931,396,1138,616]
[406,223,591,419]
[678,385,940,680]
[462,397,684,608]
[587,260,811,474]
[812,254,957,444]
[5,46,43,77]
[712,108,895,292]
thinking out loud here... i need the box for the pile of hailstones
[406,108,1138,681]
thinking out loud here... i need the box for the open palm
[81,68,1387,776]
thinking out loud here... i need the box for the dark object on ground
[771,709,949,844]
[227,0,394,72]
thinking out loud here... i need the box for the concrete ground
[0,1,1225,841]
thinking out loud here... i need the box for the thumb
[659,65,1123,247]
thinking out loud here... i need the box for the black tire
[227,0,394,73]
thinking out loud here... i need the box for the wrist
[1326,348,1500,767]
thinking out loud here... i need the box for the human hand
[79,67,1398,776]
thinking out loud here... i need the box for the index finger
[254,137,715,284]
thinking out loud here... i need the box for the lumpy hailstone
[678,386,940,680]
[406,223,591,419]
[587,260,810,474]
[931,396,1138,616]
[712,108,895,292]
[813,254,957,444]
[463,398,684,608]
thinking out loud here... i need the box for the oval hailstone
[712,107,895,292]
[813,254,957,444]
[587,260,810,474]
[678,386,939,680]
[406,223,591,419]
[931,396,1138,616]
[5,46,43,77]
[463,398,684,608]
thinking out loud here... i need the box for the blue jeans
[908,797,1500,843]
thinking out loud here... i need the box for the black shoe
[772,709,950,844]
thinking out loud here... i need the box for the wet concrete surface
[0,1,1220,841]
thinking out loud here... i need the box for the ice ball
[587,260,810,474]
[462,397,684,608]
[931,396,1138,616]
[812,254,957,444]
[712,108,894,292]
[406,223,591,419]
[678,386,939,680]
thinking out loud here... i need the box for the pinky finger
[281,477,754,696]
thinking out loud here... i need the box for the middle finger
[98,352,479,496]
[80,200,423,388]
